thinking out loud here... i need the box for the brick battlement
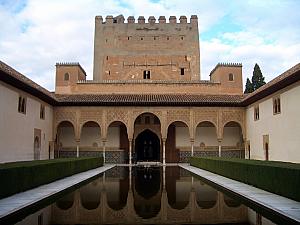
[95,15,198,24]
[210,62,242,76]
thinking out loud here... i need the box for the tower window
[167,36,170,40]
[273,96,281,114]
[64,73,69,81]
[180,68,185,75]
[180,36,184,40]
[143,70,150,79]
[140,37,144,40]
[228,73,234,81]
[106,56,109,60]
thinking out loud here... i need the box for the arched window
[228,73,234,81]
[64,73,70,81]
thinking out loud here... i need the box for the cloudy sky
[0,0,299,91]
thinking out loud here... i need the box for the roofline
[1,60,299,107]
[241,63,300,106]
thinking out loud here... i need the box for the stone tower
[93,15,200,81]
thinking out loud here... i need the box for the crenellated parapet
[95,15,198,24]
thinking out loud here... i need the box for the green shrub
[190,157,300,202]
[0,157,103,199]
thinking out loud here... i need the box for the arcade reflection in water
[52,166,247,224]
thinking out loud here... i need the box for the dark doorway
[135,129,160,162]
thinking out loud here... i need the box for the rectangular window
[40,104,45,119]
[38,213,43,225]
[143,70,150,79]
[254,105,259,121]
[18,96,26,114]
[273,96,281,114]
[180,68,185,75]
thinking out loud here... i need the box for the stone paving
[0,164,115,221]
[180,164,300,224]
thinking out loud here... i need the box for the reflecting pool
[54,166,248,224]
[16,166,278,225]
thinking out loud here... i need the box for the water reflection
[52,166,248,224]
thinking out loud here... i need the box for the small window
[108,70,111,75]
[140,37,144,40]
[38,213,43,225]
[228,73,234,81]
[106,56,109,60]
[105,39,108,43]
[40,104,45,119]
[273,96,281,114]
[180,36,184,40]
[254,106,259,121]
[128,36,131,40]
[143,70,150,79]
[18,96,26,114]
[180,68,185,75]
[64,73,69,81]
[167,36,170,41]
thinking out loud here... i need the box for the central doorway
[135,129,160,162]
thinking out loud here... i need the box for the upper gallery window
[273,96,281,114]
[180,68,185,75]
[143,70,150,79]
[254,105,259,121]
[18,96,27,114]
[40,104,45,119]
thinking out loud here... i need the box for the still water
[51,166,249,224]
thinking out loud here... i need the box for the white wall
[195,127,218,146]
[59,127,76,147]
[80,126,101,147]
[223,127,241,146]
[0,82,53,162]
[176,127,190,147]
[246,83,300,163]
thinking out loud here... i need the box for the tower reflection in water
[53,166,247,224]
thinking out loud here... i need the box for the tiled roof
[0,60,56,104]
[55,94,244,106]
[241,63,300,106]
[1,60,299,107]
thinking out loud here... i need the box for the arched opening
[224,194,241,208]
[134,167,161,219]
[106,167,129,210]
[56,121,75,158]
[80,121,101,157]
[135,129,160,162]
[80,180,101,210]
[195,121,218,157]
[223,121,244,158]
[166,121,189,163]
[134,113,161,162]
[166,167,190,209]
[107,121,129,163]
[34,136,40,160]
[56,192,74,210]
[194,180,218,209]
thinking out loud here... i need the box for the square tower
[93,15,200,81]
